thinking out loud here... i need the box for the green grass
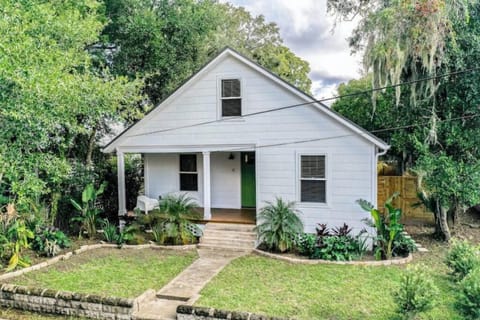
[5,248,197,298]
[197,245,461,320]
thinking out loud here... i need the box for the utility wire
[126,66,480,138]
[221,113,480,152]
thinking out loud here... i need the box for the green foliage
[146,194,201,245]
[457,267,480,319]
[116,226,136,247]
[445,240,480,281]
[4,220,34,272]
[317,235,362,261]
[295,233,317,257]
[0,0,142,211]
[392,233,418,258]
[255,198,304,253]
[70,182,106,238]
[358,192,405,260]
[32,226,70,257]
[394,264,439,319]
[100,219,118,243]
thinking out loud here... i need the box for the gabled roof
[103,47,389,153]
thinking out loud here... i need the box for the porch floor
[194,208,256,225]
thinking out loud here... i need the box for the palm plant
[155,194,201,245]
[255,198,304,252]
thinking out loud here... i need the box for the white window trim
[179,154,198,192]
[296,152,330,207]
[216,75,244,119]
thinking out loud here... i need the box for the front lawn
[4,248,197,298]
[197,244,459,320]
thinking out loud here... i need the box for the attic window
[221,79,241,117]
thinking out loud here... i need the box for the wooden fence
[378,176,434,223]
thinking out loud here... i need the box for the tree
[102,0,312,106]
[0,0,142,211]
[330,1,480,240]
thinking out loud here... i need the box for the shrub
[255,198,304,252]
[70,182,107,238]
[32,226,70,257]
[393,232,417,257]
[395,264,438,319]
[318,235,359,261]
[457,267,480,319]
[295,233,317,257]
[101,219,118,243]
[445,240,480,280]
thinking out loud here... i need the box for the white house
[103,47,389,234]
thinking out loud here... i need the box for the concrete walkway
[133,249,246,320]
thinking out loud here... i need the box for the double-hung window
[221,79,241,117]
[179,154,198,191]
[300,155,326,203]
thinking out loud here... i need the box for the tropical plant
[70,182,107,238]
[4,220,34,272]
[357,192,404,260]
[457,267,480,319]
[395,264,438,319]
[255,198,304,253]
[115,225,136,247]
[101,219,118,243]
[445,240,480,281]
[152,194,201,245]
[393,233,418,258]
[32,226,70,257]
[318,235,360,261]
[295,233,317,258]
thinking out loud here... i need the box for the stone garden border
[0,243,197,319]
[252,249,413,266]
[177,305,291,320]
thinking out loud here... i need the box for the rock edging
[253,249,413,266]
[0,283,134,319]
[177,305,292,320]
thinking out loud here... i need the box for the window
[221,79,241,117]
[179,154,198,191]
[300,155,326,203]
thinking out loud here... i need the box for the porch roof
[113,144,256,154]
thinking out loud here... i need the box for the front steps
[197,222,257,253]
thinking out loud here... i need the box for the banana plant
[70,182,106,238]
[357,192,403,260]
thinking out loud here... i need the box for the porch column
[202,151,211,220]
[116,148,127,216]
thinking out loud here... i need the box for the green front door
[241,152,256,208]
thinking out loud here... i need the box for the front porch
[194,208,256,225]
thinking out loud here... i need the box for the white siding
[124,54,377,233]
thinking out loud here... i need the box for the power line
[126,66,480,138]
[220,113,480,152]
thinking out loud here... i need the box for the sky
[221,0,362,99]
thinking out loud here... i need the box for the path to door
[133,249,246,320]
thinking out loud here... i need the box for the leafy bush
[101,219,118,243]
[457,267,480,319]
[318,235,360,261]
[393,232,417,257]
[32,226,70,257]
[357,192,405,260]
[445,240,480,280]
[255,198,304,252]
[295,233,317,257]
[395,264,438,319]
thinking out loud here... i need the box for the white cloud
[220,0,362,98]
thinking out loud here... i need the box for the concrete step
[201,236,255,248]
[204,222,255,233]
[197,243,253,253]
[132,298,180,320]
[202,229,257,240]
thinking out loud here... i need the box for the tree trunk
[85,127,97,166]
[435,200,451,242]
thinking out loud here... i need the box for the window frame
[219,77,243,118]
[179,154,198,192]
[297,153,328,205]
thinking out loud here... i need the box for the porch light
[228,153,235,160]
